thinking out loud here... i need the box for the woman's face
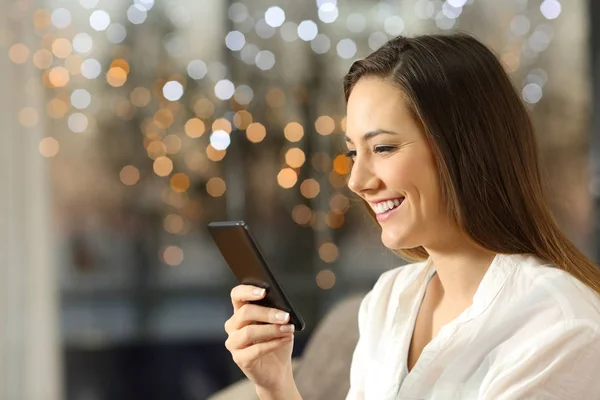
[345,77,448,250]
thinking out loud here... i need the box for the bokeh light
[298,20,318,41]
[71,89,91,110]
[48,67,70,87]
[163,246,184,266]
[164,135,182,154]
[107,23,127,44]
[285,148,306,168]
[47,98,69,119]
[333,154,351,175]
[255,50,275,70]
[147,141,167,159]
[315,116,335,135]
[215,79,235,100]
[120,166,140,186]
[210,130,231,150]
[33,49,53,69]
[284,122,304,142]
[39,137,59,158]
[318,242,339,263]
[52,38,72,59]
[206,145,226,161]
[153,156,174,177]
[68,113,88,133]
[51,8,71,29]
[277,168,297,188]
[316,269,336,289]
[127,5,148,25]
[326,211,345,229]
[185,118,206,138]
[292,204,312,225]
[187,60,208,80]
[246,122,266,143]
[300,179,320,199]
[233,110,253,129]
[330,193,350,213]
[540,0,561,20]
[206,177,226,197]
[170,173,190,193]
[225,31,245,51]
[265,6,285,27]
[163,81,184,101]
[81,58,101,79]
[90,10,111,31]
[337,38,357,59]
[318,3,338,24]
[164,214,185,234]
[131,87,151,107]
[9,43,29,64]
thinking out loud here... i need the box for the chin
[380,226,416,250]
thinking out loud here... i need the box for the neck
[424,235,496,304]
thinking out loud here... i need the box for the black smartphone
[208,220,305,332]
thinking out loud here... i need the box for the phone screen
[208,221,305,331]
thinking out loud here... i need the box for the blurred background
[0,0,598,398]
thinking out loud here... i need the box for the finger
[232,336,294,370]
[226,323,295,351]
[231,304,290,330]
[230,285,266,311]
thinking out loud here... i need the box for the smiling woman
[340,33,600,400]
[221,33,600,400]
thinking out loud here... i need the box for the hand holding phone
[209,221,304,392]
[208,221,305,331]
[224,283,297,391]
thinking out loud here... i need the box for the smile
[372,198,404,215]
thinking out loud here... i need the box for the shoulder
[507,253,600,323]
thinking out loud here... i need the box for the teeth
[373,198,403,214]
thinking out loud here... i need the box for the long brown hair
[343,33,600,294]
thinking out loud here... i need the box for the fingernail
[275,311,289,321]
[280,324,295,333]
[253,288,265,296]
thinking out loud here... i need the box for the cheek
[378,155,430,194]
[379,155,441,208]
[378,157,413,188]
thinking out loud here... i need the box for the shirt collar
[469,253,519,315]
[424,253,522,320]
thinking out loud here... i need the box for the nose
[347,157,379,195]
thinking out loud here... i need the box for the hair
[343,33,600,294]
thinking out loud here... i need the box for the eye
[374,145,396,154]
[345,149,357,159]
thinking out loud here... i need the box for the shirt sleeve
[478,320,600,400]
[345,290,373,400]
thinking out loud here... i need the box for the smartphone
[208,221,305,332]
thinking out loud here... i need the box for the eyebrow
[344,129,399,143]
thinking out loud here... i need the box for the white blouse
[346,253,600,399]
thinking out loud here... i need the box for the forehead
[345,78,412,138]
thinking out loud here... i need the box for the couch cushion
[294,293,365,400]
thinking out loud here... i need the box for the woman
[223,33,600,399]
